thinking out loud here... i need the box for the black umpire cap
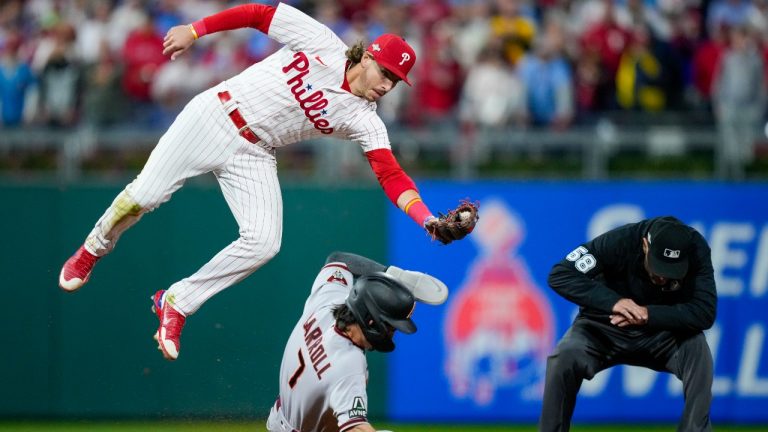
[646,218,693,280]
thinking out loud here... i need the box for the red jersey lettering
[282,52,334,134]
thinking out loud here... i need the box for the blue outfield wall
[387,181,768,424]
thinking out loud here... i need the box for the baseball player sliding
[58,2,476,361]
[268,251,447,432]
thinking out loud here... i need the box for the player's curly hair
[345,41,366,65]
[332,303,357,330]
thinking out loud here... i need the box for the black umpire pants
[539,316,713,432]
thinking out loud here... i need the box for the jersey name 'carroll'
[225,3,390,152]
[275,262,371,431]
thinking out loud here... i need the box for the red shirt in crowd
[122,24,168,101]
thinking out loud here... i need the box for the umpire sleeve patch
[566,246,597,274]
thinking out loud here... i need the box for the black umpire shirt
[548,216,717,333]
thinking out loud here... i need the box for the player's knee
[114,190,145,215]
[263,240,281,261]
[238,235,281,262]
[123,183,161,211]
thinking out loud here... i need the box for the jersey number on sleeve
[566,246,597,274]
[288,349,306,389]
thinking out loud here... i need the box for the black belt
[217,91,261,144]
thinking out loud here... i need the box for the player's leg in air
[152,143,282,360]
[58,94,231,292]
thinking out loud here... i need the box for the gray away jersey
[271,262,370,432]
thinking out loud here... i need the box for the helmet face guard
[345,272,417,352]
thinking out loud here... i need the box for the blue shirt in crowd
[0,61,35,126]
[518,55,572,124]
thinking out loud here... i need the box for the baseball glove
[425,200,479,245]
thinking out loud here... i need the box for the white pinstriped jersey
[225,3,390,152]
[270,263,370,432]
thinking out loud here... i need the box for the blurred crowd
[0,0,767,140]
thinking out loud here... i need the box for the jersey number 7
[289,349,306,388]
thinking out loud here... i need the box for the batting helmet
[345,272,417,352]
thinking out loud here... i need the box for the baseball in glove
[425,200,479,245]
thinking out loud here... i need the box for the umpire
[540,216,717,432]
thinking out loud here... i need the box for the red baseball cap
[366,34,416,86]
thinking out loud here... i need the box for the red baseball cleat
[151,290,186,361]
[59,245,100,292]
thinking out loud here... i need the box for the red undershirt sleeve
[365,149,417,205]
[191,4,276,37]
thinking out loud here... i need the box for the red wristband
[405,198,433,227]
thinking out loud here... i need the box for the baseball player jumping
[58,2,474,361]
[268,251,447,432]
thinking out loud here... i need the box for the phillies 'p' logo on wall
[282,52,334,134]
[444,199,556,406]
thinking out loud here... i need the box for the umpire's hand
[610,298,648,327]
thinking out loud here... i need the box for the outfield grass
[1,422,766,432]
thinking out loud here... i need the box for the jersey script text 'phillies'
[283,52,333,134]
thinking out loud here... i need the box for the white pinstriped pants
[84,84,283,315]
